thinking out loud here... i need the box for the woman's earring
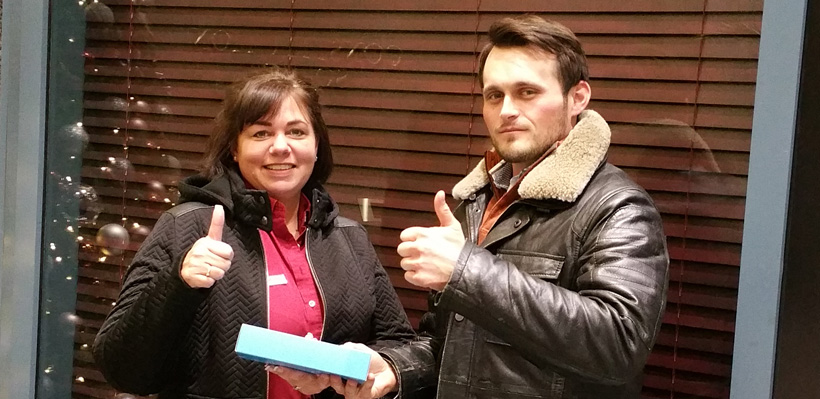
[315,155,318,161]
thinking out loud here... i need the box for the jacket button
[454,313,464,322]
[473,208,480,213]
[261,216,268,224]
[513,219,522,227]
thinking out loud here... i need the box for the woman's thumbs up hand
[180,205,235,289]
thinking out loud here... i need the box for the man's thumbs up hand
[434,190,459,228]
[397,191,465,291]
[181,205,235,289]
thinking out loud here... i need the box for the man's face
[482,46,586,172]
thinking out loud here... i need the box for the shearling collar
[453,109,610,202]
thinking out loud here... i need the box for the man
[275,15,669,399]
[379,14,669,399]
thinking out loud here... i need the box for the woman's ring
[205,266,212,278]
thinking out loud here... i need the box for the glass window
[35,2,762,398]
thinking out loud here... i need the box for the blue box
[234,324,371,383]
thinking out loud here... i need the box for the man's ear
[568,80,591,118]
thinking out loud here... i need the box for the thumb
[207,205,225,241]
[434,190,458,227]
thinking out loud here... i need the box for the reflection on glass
[76,183,101,225]
[95,223,130,256]
[84,1,114,24]
[358,197,375,223]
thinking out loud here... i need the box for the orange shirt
[477,144,560,245]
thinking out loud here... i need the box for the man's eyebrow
[482,84,500,93]
[482,81,537,93]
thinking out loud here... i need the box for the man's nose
[500,96,519,119]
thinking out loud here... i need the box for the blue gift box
[234,324,371,383]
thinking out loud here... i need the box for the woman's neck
[277,194,301,238]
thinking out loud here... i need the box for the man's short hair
[478,15,589,95]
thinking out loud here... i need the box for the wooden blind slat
[329,166,463,194]
[478,0,709,12]
[643,369,729,398]
[608,146,749,176]
[83,113,211,136]
[325,108,473,135]
[333,147,470,175]
[668,238,742,267]
[665,284,738,311]
[655,325,735,354]
[669,262,739,289]
[611,124,751,152]
[627,168,748,197]
[706,0,764,12]
[647,348,732,376]
[663,215,744,244]
[329,128,489,156]
[654,192,746,220]
[661,305,736,332]
[703,13,762,35]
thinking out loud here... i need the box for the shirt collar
[269,193,312,237]
[484,140,563,194]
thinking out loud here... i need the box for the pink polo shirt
[259,194,324,399]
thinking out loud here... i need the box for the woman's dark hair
[202,68,333,184]
[478,15,589,95]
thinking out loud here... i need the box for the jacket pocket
[472,330,554,398]
[496,250,564,280]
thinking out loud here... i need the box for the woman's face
[233,95,317,205]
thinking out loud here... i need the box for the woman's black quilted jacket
[93,169,416,398]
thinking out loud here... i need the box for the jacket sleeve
[437,188,669,385]
[366,250,416,347]
[378,296,442,399]
[345,224,439,398]
[339,224,415,347]
[92,211,210,394]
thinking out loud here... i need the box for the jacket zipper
[304,227,327,340]
[259,232,271,399]
[466,202,479,244]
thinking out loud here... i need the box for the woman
[93,68,415,399]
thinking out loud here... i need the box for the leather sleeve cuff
[436,241,477,309]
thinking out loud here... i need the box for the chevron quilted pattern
[93,171,415,399]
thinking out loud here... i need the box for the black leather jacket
[381,111,669,399]
[93,168,415,398]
